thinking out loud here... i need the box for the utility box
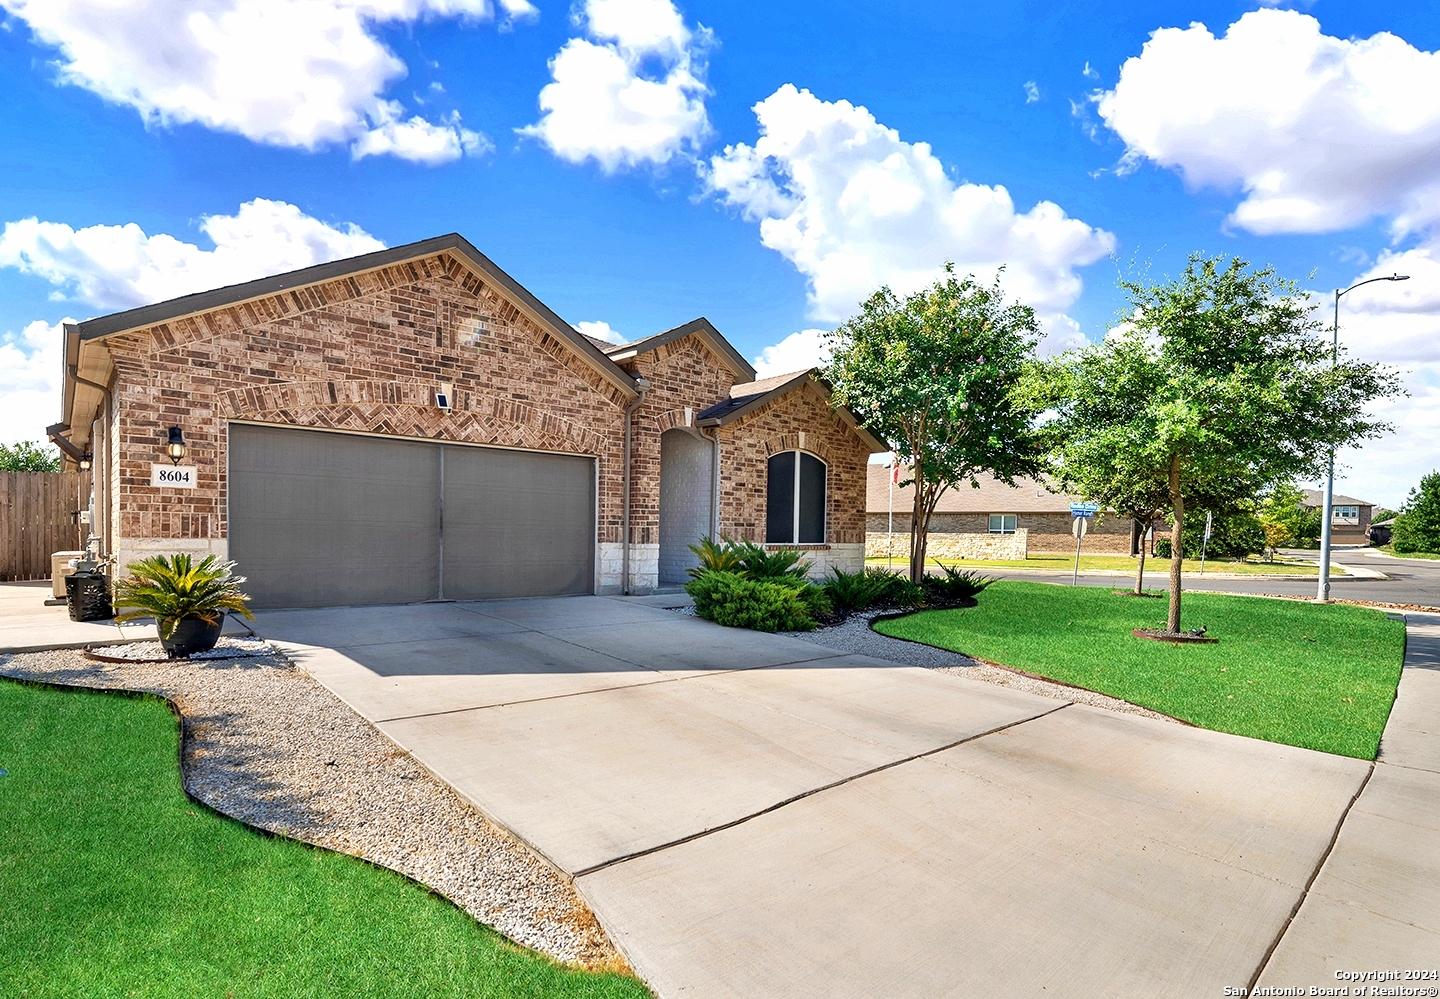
[51,551,85,599]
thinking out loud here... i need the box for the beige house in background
[866,464,1136,559]
[1301,489,1375,546]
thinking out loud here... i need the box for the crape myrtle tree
[1029,254,1400,633]
[826,265,1045,584]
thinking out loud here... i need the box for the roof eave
[609,318,757,382]
[70,233,639,400]
[697,371,888,453]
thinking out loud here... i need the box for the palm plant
[113,554,254,639]
[686,536,745,578]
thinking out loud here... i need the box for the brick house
[866,465,1136,558]
[48,234,883,607]
[1301,489,1375,545]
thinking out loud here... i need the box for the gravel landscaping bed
[783,609,1179,723]
[0,641,625,972]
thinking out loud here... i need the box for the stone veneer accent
[866,530,1028,561]
[865,511,1135,556]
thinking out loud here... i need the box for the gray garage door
[229,424,594,608]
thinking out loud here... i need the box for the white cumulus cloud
[1096,9,1440,237]
[0,0,527,163]
[1316,244,1440,507]
[0,198,385,312]
[518,0,711,172]
[751,328,830,378]
[707,85,1114,351]
[574,320,627,344]
[0,319,68,446]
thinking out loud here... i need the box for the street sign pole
[1071,515,1089,586]
[1200,510,1213,575]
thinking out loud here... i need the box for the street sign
[1203,510,1213,540]
[1069,502,1099,518]
[1071,516,1089,539]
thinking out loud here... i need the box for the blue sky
[2,0,1438,507]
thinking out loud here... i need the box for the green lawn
[0,678,651,999]
[874,581,1405,759]
[866,553,1331,575]
[1377,545,1440,560]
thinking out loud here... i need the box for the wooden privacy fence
[1,471,90,581]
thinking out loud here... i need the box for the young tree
[826,266,1045,583]
[1033,254,1400,633]
[1392,471,1440,554]
[0,440,61,472]
[1259,483,1321,553]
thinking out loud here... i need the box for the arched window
[766,450,826,544]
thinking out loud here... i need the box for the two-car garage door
[229,424,595,608]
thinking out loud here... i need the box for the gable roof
[68,232,640,400]
[867,464,1098,514]
[697,368,887,453]
[1301,489,1374,509]
[604,318,756,382]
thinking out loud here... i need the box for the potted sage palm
[113,554,255,659]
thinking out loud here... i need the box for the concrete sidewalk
[248,596,1380,997]
[1256,611,1440,984]
[0,579,253,651]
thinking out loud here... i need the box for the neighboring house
[866,466,1136,558]
[1300,489,1375,545]
[1367,518,1394,547]
[48,234,883,608]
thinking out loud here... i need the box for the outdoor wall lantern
[435,382,453,412]
[78,453,92,470]
[165,426,186,465]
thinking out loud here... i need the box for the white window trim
[988,514,1018,535]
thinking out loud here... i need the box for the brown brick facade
[82,244,876,592]
[719,385,871,547]
[104,252,632,556]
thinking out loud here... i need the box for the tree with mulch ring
[874,580,1404,759]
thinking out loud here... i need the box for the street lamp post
[1316,273,1409,603]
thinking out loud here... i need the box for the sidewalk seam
[1246,762,1376,993]
[572,701,1074,878]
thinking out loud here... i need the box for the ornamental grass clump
[822,566,923,612]
[921,564,995,605]
[113,554,255,640]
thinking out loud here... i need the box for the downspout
[699,426,720,538]
[621,378,651,595]
[71,370,114,563]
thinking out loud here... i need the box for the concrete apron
[254,596,1384,998]
[1256,612,1440,986]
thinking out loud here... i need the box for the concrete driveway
[253,596,1400,997]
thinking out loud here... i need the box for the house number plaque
[151,464,198,489]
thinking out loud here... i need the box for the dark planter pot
[162,616,224,659]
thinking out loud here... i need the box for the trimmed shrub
[686,571,823,632]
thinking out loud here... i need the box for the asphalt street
[975,547,1440,607]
